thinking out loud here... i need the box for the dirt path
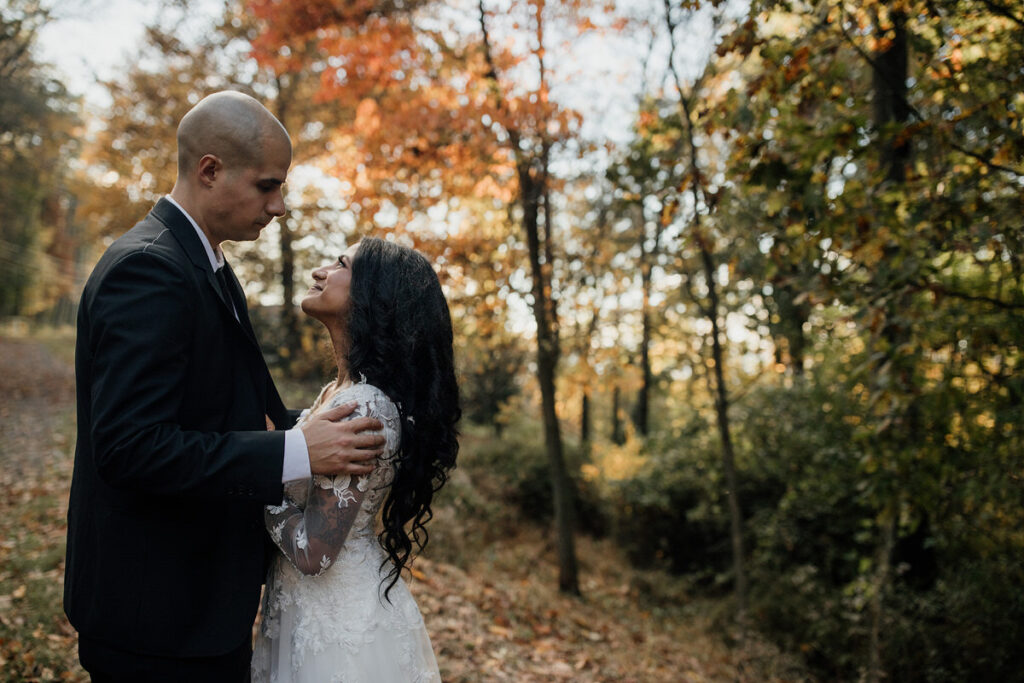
[0,334,83,681]
[0,335,76,477]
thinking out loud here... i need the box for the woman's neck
[328,325,351,389]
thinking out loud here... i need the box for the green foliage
[739,375,876,676]
[600,419,732,582]
[671,1,1024,677]
[589,357,1023,678]
[459,416,608,537]
[457,332,526,432]
[883,556,1024,682]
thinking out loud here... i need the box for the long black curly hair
[345,237,460,598]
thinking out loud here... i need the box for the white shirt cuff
[282,428,312,482]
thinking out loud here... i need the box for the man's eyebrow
[260,177,286,186]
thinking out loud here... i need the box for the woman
[252,237,460,683]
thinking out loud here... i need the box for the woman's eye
[337,256,345,267]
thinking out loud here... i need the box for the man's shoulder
[112,211,183,259]
[84,210,193,297]
[97,207,188,269]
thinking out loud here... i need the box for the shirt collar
[164,195,224,271]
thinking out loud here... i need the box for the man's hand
[301,402,385,476]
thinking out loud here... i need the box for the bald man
[65,92,383,681]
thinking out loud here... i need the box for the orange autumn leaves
[243,0,587,216]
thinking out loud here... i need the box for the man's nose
[268,191,286,217]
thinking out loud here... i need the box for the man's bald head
[176,91,290,178]
[170,91,292,246]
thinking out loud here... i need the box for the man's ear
[197,154,222,188]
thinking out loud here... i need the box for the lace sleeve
[264,385,399,576]
[265,474,366,576]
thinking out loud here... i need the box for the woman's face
[301,242,360,324]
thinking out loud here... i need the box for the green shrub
[458,418,608,536]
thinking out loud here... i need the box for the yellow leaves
[857,240,886,269]
[975,412,995,430]
[354,98,381,136]
[765,191,787,216]
[472,175,513,202]
[989,145,1014,168]
[587,439,647,481]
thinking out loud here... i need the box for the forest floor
[0,329,811,682]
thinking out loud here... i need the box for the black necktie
[216,266,240,318]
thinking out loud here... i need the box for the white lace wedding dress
[252,382,441,683]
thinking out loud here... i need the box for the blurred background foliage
[2,0,1022,679]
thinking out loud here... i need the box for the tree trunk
[611,384,625,445]
[637,290,652,435]
[273,82,300,369]
[634,202,662,434]
[698,236,748,624]
[279,211,300,365]
[636,221,652,435]
[866,10,909,679]
[520,159,579,595]
[872,9,909,184]
[478,0,578,594]
[772,274,809,375]
[581,389,591,453]
[662,0,746,624]
[867,512,896,683]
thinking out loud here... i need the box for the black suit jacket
[65,198,295,657]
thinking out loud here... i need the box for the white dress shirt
[164,195,311,483]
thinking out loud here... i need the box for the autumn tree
[0,0,80,319]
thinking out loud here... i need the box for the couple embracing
[65,91,459,682]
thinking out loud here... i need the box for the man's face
[206,133,291,244]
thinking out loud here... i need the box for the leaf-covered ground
[0,331,809,682]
